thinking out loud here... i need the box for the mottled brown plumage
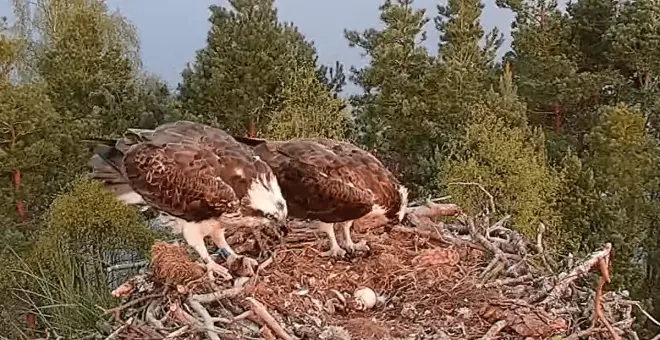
[234,136,409,258]
[89,121,288,279]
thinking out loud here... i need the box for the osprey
[88,121,288,279]
[233,136,409,258]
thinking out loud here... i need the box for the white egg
[353,287,377,310]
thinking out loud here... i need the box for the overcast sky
[2,0,527,93]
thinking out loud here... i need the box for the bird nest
[101,202,643,340]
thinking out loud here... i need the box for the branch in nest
[406,200,463,219]
[477,274,533,289]
[592,256,620,340]
[192,286,245,304]
[103,293,164,316]
[104,317,133,340]
[245,297,296,340]
[535,243,612,305]
[468,216,512,268]
[447,182,496,214]
[106,260,149,273]
[479,320,508,340]
[164,326,190,339]
[564,319,633,340]
[622,300,660,328]
[186,296,221,340]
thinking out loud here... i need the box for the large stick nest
[100,201,642,340]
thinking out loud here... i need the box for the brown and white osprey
[88,121,288,279]
[233,136,409,258]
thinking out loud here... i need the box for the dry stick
[479,256,501,280]
[192,287,244,304]
[564,319,632,340]
[146,299,166,330]
[622,300,660,328]
[245,297,295,340]
[593,257,621,340]
[103,293,164,315]
[536,243,612,305]
[477,274,533,289]
[468,216,511,267]
[479,320,508,340]
[487,215,511,237]
[536,222,554,273]
[448,182,496,214]
[405,201,463,219]
[104,317,133,340]
[164,326,190,339]
[106,260,149,273]
[186,297,221,340]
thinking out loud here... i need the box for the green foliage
[346,0,438,195]
[554,149,596,253]
[0,29,80,233]
[439,94,558,237]
[4,178,156,337]
[580,104,658,289]
[178,0,340,136]
[266,63,350,140]
[36,178,155,263]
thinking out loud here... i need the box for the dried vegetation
[100,200,651,340]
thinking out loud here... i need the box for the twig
[477,274,533,288]
[564,319,632,340]
[146,299,165,330]
[536,222,554,273]
[406,201,462,219]
[408,195,452,206]
[103,293,164,315]
[468,216,511,267]
[487,215,511,236]
[479,320,508,340]
[106,260,149,273]
[536,243,612,305]
[192,287,244,304]
[593,257,620,340]
[186,297,221,340]
[448,182,496,214]
[622,300,660,328]
[164,326,190,339]
[245,297,295,340]
[104,317,133,340]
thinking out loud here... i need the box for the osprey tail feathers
[88,142,145,207]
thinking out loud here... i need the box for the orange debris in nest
[150,241,205,286]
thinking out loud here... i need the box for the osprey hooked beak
[265,201,288,229]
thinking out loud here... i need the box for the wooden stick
[103,293,164,315]
[192,287,244,304]
[186,297,220,340]
[479,320,507,340]
[245,297,295,340]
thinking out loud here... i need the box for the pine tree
[346,0,436,195]
[500,0,615,160]
[266,60,349,140]
[606,0,660,139]
[178,0,341,136]
[440,66,558,237]
[581,103,659,291]
[432,0,503,137]
[12,0,149,137]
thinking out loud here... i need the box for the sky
[2,0,521,93]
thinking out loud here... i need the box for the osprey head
[246,172,288,226]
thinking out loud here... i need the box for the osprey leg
[318,222,347,258]
[209,226,259,276]
[182,221,232,280]
[339,220,370,253]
